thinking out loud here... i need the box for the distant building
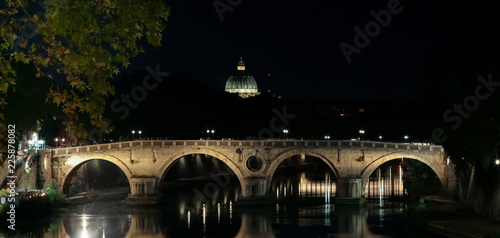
[225,57,260,98]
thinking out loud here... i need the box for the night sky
[123,0,499,102]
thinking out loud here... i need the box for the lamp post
[283,129,289,140]
[359,130,365,141]
[378,135,383,140]
[138,130,142,140]
[324,135,330,140]
[206,129,215,139]
[404,135,409,142]
[132,130,136,140]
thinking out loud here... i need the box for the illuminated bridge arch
[59,153,133,194]
[360,151,446,190]
[157,148,246,193]
[266,148,340,188]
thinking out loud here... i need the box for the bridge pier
[237,178,273,205]
[125,177,159,205]
[334,178,366,206]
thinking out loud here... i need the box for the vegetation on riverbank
[0,179,65,222]
[407,198,500,238]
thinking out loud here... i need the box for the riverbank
[409,196,500,238]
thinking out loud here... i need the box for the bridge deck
[48,140,443,156]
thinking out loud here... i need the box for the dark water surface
[1,199,431,238]
[0,157,440,237]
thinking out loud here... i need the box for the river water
[1,157,439,237]
[1,190,430,238]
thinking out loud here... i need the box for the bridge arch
[360,152,446,190]
[60,153,133,194]
[266,149,340,188]
[157,148,245,192]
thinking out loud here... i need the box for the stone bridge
[37,140,456,205]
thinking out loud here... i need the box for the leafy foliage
[418,20,500,172]
[0,0,170,155]
[0,187,13,197]
[45,179,65,206]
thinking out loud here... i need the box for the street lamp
[206,129,215,139]
[132,130,136,140]
[283,129,289,140]
[404,135,409,141]
[359,130,365,141]
[55,138,59,147]
[138,130,142,139]
[496,159,499,165]
[378,135,383,140]
[324,135,330,140]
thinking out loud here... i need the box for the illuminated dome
[225,57,260,98]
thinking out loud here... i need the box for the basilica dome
[225,57,260,98]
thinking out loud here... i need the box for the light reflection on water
[0,166,415,237]
[1,201,412,238]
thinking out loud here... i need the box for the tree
[0,0,170,156]
[418,20,500,173]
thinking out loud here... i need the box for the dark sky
[126,0,499,102]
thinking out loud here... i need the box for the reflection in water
[236,213,275,238]
[8,198,416,238]
[271,155,337,205]
[273,172,337,204]
[3,157,424,238]
[337,208,372,238]
[365,166,404,204]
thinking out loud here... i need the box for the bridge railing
[47,140,444,156]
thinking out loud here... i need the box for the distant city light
[28,133,45,149]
